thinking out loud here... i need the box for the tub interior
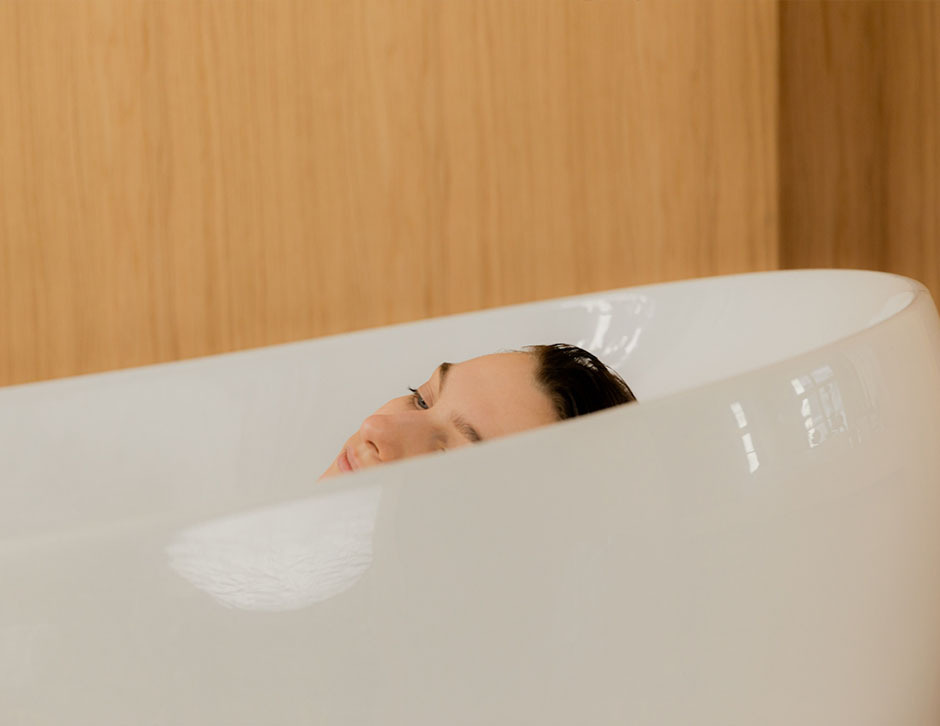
[0,269,922,541]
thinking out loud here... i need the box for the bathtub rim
[0,268,930,398]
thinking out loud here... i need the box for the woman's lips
[337,447,362,474]
[337,449,353,473]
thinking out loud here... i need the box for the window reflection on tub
[791,365,848,449]
[562,293,653,369]
[165,485,381,611]
[729,401,760,474]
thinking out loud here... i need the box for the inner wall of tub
[0,270,919,505]
[283,270,918,463]
[355,270,919,403]
[0,270,924,542]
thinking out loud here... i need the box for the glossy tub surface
[2,269,940,724]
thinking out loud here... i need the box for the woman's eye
[408,387,429,410]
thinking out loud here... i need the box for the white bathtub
[2,269,940,724]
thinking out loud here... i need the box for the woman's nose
[359,412,434,462]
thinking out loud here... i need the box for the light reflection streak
[790,364,847,449]
[729,401,760,473]
[562,294,653,370]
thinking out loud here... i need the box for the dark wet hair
[527,343,637,420]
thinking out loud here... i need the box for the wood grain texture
[881,2,940,300]
[779,1,886,272]
[780,0,940,301]
[0,1,779,386]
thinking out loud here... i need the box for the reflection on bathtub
[791,365,848,449]
[730,401,760,473]
[165,485,381,611]
[867,290,916,326]
[562,293,653,369]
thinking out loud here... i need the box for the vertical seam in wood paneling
[875,1,888,273]
[775,0,784,271]
[776,0,787,271]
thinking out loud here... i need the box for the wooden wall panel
[0,1,779,387]
[881,3,940,300]
[780,1,940,301]
[779,1,886,272]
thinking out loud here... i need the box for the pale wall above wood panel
[0,1,779,386]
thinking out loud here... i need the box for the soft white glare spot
[791,375,812,395]
[867,290,916,326]
[746,451,760,474]
[793,364,848,449]
[740,433,759,473]
[731,402,759,473]
[166,485,381,611]
[808,427,825,447]
[621,329,642,357]
[730,402,748,429]
[589,314,612,351]
[562,299,613,352]
[811,365,833,384]
[561,294,653,368]
[820,381,845,421]
[609,328,644,370]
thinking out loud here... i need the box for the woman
[320,343,636,479]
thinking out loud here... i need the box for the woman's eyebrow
[452,413,483,443]
[435,362,483,442]
[436,362,453,392]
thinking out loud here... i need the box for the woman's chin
[318,461,342,481]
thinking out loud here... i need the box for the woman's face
[320,352,558,479]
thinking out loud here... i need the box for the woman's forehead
[448,351,532,382]
[441,352,555,434]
